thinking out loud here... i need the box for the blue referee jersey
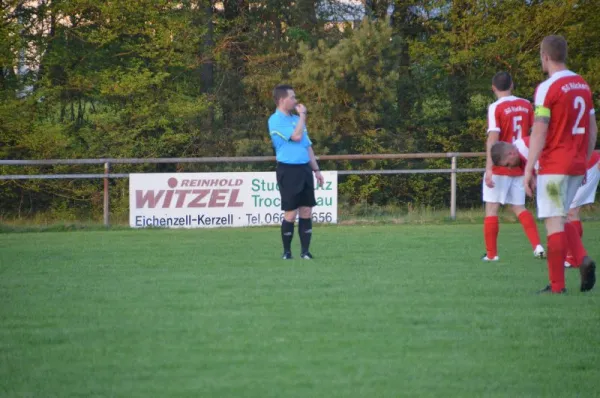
[268,109,312,164]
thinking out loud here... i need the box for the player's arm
[525,102,535,138]
[485,132,499,188]
[525,88,550,196]
[307,146,324,186]
[269,112,305,143]
[290,104,307,142]
[524,121,547,198]
[485,104,500,187]
[290,116,306,142]
[525,113,549,181]
[486,132,499,171]
[588,112,597,161]
[307,146,319,172]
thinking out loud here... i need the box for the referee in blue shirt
[268,84,324,260]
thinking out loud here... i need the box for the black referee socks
[299,218,312,254]
[281,220,294,253]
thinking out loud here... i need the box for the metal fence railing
[0,152,486,225]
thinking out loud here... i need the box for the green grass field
[1,222,599,397]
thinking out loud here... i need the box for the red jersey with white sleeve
[487,96,534,176]
[533,70,595,175]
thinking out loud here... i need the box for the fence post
[450,156,457,220]
[103,162,110,227]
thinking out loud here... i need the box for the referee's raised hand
[295,104,307,116]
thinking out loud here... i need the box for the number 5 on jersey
[512,115,523,142]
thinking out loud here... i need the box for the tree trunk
[224,0,246,20]
[392,0,413,119]
[448,1,470,124]
[364,0,388,20]
[199,0,214,94]
[297,0,318,33]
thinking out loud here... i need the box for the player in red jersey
[523,35,597,293]
[482,71,544,262]
[491,139,599,269]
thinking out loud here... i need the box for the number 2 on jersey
[512,115,523,142]
[572,96,586,135]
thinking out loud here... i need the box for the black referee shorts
[276,162,317,211]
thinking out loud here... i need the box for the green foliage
[1,0,600,219]
[293,20,401,152]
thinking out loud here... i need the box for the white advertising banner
[129,171,337,228]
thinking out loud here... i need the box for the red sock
[518,211,541,249]
[572,220,583,237]
[567,220,583,266]
[565,222,587,267]
[484,216,499,258]
[547,232,566,292]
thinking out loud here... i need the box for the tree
[2,0,600,218]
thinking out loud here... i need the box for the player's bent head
[490,141,516,167]
[541,35,567,63]
[492,71,512,92]
[273,84,294,106]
